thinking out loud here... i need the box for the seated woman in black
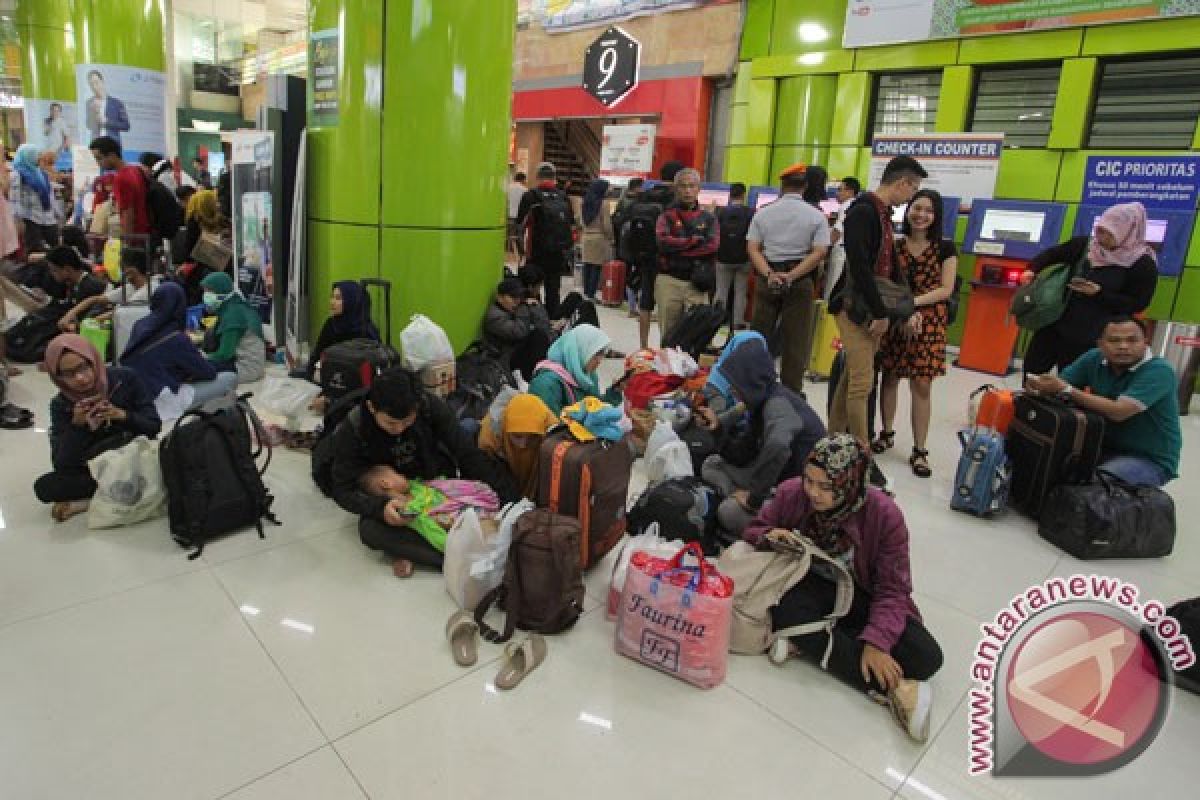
[316,368,517,577]
[306,281,380,409]
[36,334,161,522]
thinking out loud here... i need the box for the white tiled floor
[2,290,1197,799]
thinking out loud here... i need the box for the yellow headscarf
[186,189,223,232]
[478,393,558,499]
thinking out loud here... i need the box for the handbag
[191,232,233,270]
[1037,472,1175,559]
[848,267,914,323]
[87,435,168,529]
[690,259,716,292]
[1010,251,1087,331]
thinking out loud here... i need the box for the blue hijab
[14,144,52,211]
[582,179,610,226]
[707,330,768,406]
[122,282,188,358]
[330,280,379,340]
[546,323,610,396]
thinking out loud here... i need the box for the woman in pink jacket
[744,434,942,742]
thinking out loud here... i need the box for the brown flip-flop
[494,634,547,690]
[445,610,479,667]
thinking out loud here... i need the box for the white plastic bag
[87,436,167,529]
[400,314,454,371]
[258,376,320,419]
[606,523,687,618]
[644,419,693,485]
[653,347,698,378]
[443,498,529,610]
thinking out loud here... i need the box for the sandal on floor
[0,403,33,429]
[909,448,932,478]
[494,634,547,690]
[392,558,415,579]
[870,430,895,454]
[445,610,480,667]
[768,637,795,666]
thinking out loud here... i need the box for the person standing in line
[714,182,754,331]
[826,177,861,303]
[192,157,213,190]
[506,170,527,259]
[747,164,830,394]
[579,178,613,300]
[612,177,644,318]
[653,167,719,341]
[11,144,61,252]
[873,189,958,478]
[516,162,575,318]
[827,156,926,490]
[89,137,150,238]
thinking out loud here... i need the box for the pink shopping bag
[614,542,733,689]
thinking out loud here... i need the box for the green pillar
[16,0,75,153]
[308,0,516,353]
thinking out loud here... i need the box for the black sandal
[910,447,932,478]
[871,430,896,454]
[0,403,32,430]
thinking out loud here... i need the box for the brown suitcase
[537,427,633,569]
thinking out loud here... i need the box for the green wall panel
[854,40,959,72]
[733,62,754,104]
[1082,17,1200,56]
[740,0,774,61]
[71,0,165,69]
[1047,59,1097,151]
[826,147,861,182]
[751,49,854,78]
[741,78,779,146]
[723,146,772,185]
[1186,217,1200,268]
[773,75,837,147]
[382,229,506,352]
[994,149,1061,201]
[15,0,75,100]
[935,66,973,133]
[856,147,874,183]
[770,0,845,57]
[307,222,380,340]
[381,0,515,229]
[958,28,1082,65]
[770,146,829,181]
[308,0,384,226]
[831,72,870,146]
[1147,277,1179,321]
[1173,272,1200,323]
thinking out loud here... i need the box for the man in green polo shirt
[1026,316,1181,487]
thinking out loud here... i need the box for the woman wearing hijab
[11,144,60,252]
[177,189,226,303]
[120,282,238,412]
[306,281,380,383]
[200,272,265,384]
[477,393,559,500]
[695,336,824,537]
[526,323,616,415]
[1021,201,1158,375]
[704,330,768,412]
[579,179,613,300]
[743,434,943,743]
[36,334,161,521]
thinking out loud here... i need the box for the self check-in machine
[958,200,1068,374]
[749,186,779,209]
[698,182,732,209]
[1073,205,1193,277]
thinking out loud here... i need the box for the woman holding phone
[1021,201,1158,375]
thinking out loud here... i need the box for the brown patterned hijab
[803,434,871,553]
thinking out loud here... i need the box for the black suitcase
[661,303,725,357]
[319,278,399,399]
[1038,474,1175,559]
[1006,394,1105,516]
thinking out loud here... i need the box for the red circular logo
[1006,612,1165,766]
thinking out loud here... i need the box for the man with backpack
[137,152,186,251]
[90,136,150,240]
[517,162,575,318]
[715,182,754,332]
[654,167,719,346]
[620,175,676,349]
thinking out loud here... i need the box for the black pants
[34,467,97,503]
[557,291,599,328]
[511,328,551,381]
[543,272,562,319]
[359,517,444,570]
[771,570,943,694]
[1023,324,1093,377]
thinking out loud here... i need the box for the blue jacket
[48,367,160,469]
[121,331,218,398]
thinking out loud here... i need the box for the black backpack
[620,200,662,265]
[626,476,722,555]
[4,307,63,363]
[661,303,726,357]
[311,389,369,495]
[716,204,754,264]
[529,188,573,261]
[145,166,184,244]
[159,398,279,558]
[447,342,516,421]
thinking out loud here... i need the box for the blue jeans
[188,371,239,411]
[1098,455,1169,488]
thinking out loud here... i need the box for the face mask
[202,291,221,311]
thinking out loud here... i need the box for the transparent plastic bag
[644,419,694,484]
[400,314,454,371]
[443,499,529,610]
[258,376,321,419]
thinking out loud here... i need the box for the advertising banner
[599,123,656,178]
[24,99,78,171]
[286,130,309,367]
[232,131,276,322]
[310,28,339,126]
[867,133,1004,209]
[75,64,167,162]
[845,0,1200,48]
[1081,156,1200,211]
[530,0,737,33]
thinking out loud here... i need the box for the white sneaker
[888,679,933,743]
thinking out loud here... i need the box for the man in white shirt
[506,171,528,258]
[826,176,861,302]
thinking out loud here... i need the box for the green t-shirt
[1060,348,1181,479]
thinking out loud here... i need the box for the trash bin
[1150,321,1200,415]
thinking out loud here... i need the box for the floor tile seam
[209,742,332,800]
[722,679,897,796]
[0,561,204,634]
[199,518,359,567]
[890,687,971,798]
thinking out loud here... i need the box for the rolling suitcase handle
[359,278,393,345]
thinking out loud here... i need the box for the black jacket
[482,300,552,367]
[1030,235,1158,345]
[318,392,518,521]
[48,367,161,469]
[831,194,889,321]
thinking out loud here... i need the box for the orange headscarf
[478,393,558,499]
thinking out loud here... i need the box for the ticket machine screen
[1091,216,1168,249]
[979,209,1046,243]
[755,189,780,209]
[698,188,731,208]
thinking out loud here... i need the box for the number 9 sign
[582,26,641,108]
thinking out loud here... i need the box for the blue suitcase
[951,428,1010,517]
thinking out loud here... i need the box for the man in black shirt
[516,162,575,318]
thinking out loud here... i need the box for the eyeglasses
[57,363,94,381]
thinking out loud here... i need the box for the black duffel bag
[1038,472,1175,559]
